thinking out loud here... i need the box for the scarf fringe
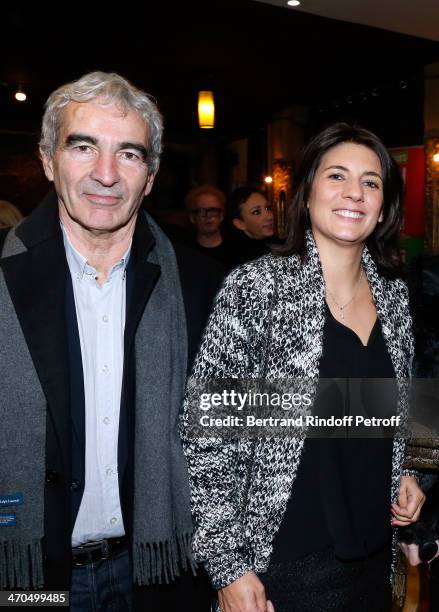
[133,532,196,586]
[0,539,43,589]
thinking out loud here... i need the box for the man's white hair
[40,71,163,174]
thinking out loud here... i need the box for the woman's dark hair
[274,123,404,278]
[228,185,266,222]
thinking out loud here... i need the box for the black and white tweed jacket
[182,233,414,590]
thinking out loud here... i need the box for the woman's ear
[233,218,246,232]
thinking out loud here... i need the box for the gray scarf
[0,212,195,588]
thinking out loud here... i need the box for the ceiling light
[287,0,301,6]
[14,86,27,102]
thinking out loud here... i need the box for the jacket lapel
[362,248,405,379]
[1,194,71,474]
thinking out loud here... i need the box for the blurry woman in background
[183,123,425,611]
[0,200,23,229]
[227,186,275,267]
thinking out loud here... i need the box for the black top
[271,306,397,563]
[191,239,234,271]
[227,232,270,268]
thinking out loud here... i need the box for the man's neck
[196,231,222,248]
[60,212,136,284]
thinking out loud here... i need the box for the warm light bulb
[433,153,439,163]
[198,91,215,129]
[287,0,301,6]
[14,90,27,102]
[264,176,273,184]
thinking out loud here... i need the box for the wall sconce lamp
[198,91,215,129]
[264,176,273,184]
[14,85,27,102]
[433,152,439,164]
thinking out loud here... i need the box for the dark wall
[306,71,425,148]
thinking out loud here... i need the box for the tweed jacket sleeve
[181,263,272,589]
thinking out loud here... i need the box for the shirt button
[106,468,113,476]
[102,364,109,374]
[102,314,109,323]
[103,417,110,425]
[45,469,58,484]
[110,517,118,525]
[70,479,81,491]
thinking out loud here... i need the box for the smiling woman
[276,123,404,277]
[308,142,384,244]
[182,123,425,612]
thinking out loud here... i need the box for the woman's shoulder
[224,252,301,287]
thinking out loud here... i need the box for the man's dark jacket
[0,192,222,594]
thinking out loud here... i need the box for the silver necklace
[326,269,363,320]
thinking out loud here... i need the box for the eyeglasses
[191,208,223,218]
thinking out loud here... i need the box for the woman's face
[307,142,384,248]
[233,192,274,240]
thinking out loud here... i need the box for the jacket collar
[302,229,407,379]
[15,191,61,248]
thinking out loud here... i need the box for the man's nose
[90,153,120,186]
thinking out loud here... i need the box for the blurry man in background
[185,185,230,268]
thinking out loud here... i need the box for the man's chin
[73,211,128,234]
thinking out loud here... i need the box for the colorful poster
[389,146,425,237]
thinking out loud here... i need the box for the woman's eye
[328,173,343,181]
[364,180,380,189]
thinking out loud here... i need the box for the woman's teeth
[333,210,363,219]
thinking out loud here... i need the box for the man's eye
[251,209,261,216]
[121,151,140,161]
[75,145,92,153]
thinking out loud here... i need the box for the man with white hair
[0,71,216,611]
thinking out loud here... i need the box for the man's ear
[144,172,156,197]
[40,148,54,183]
[233,217,245,232]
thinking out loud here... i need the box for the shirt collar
[61,223,132,282]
